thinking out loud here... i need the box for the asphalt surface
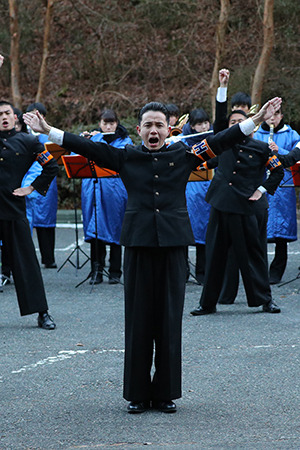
[1,220,300,450]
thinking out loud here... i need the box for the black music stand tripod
[44,143,90,276]
[276,165,300,288]
[75,160,111,291]
[57,178,90,275]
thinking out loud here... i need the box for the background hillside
[1,0,300,131]
[1,0,300,208]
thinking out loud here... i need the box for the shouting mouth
[149,137,159,145]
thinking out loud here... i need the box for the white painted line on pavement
[8,349,125,378]
[11,350,88,374]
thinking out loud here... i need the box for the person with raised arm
[24,96,282,412]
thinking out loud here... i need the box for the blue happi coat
[22,133,58,231]
[168,124,213,244]
[81,130,132,244]
[254,124,300,241]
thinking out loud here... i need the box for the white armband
[239,118,256,136]
[216,87,227,103]
[48,127,64,146]
[257,185,267,194]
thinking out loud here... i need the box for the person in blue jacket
[180,108,213,284]
[25,103,58,269]
[254,106,300,284]
[81,109,133,284]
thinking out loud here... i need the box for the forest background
[0,0,300,208]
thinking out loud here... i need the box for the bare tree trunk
[36,0,55,103]
[209,0,230,121]
[9,0,22,109]
[251,0,275,107]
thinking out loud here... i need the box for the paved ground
[1,220,300,450]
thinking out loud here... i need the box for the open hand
[248,189,262,201]
[252,97,282,126]
[23,111,51,135]
[13,186,35,197]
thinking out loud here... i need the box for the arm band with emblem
[36,149,54,166]
[266,154,282,171]
[196,161,209,171]
[191,139,217,163]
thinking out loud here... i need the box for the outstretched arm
[191,97,282,166]
[214,68,230,133]
[23,110,126,173]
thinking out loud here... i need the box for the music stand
[44,142,70,165]
[45,143,90,275]
[44,144,89,275]
[276,162,300,287]
[62,155,119,290]
[188,168,214,182]
[58,154,98,276]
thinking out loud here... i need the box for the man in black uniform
[24,97,281,412]
[209,68,264,306]
[0,100,58,329]
[190,103,284,317]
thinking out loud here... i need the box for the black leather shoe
[38,313,56,330]
[89,272,103,285]
[190,306,217,316]
[152,400,177,413]
[44,263,57,269]
[262,300,281,313]
[127,401,150,414]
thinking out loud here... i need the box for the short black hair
[165,103,180,117]
[227,109,248,124]
[26,102,47,117]
[138,102,170,125]
[231,92,251,110]
[13,107,27,133]
[189,108,210,127]
[0,100,14,109]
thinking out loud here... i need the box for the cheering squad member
[24,97,281,411]
[190,99,284,317]
[0,99,57,329]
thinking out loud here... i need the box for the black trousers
[269,238,288,281]
[90,239,122,277]
[0,219,48,316]
[217,209,268,305]
[36,227,56,265]
[123,246,186,402]
[200,208,272,309]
